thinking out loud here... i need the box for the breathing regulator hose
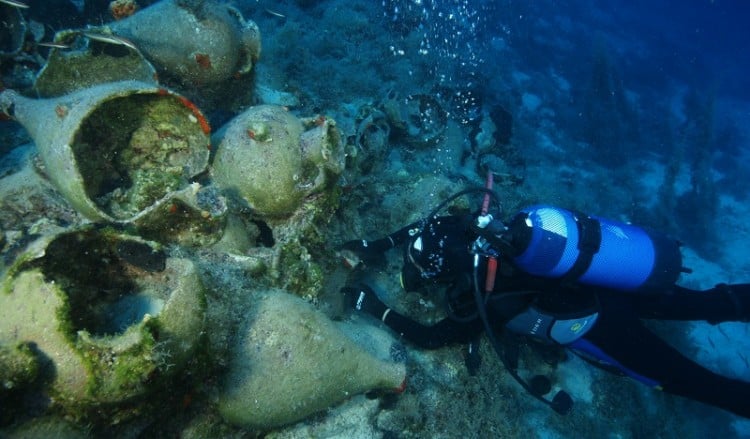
[471,252,574,415]
[426,183,573,414]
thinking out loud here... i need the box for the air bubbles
[384,0,495,124]
[389,45,406,56]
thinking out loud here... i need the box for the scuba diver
[338,186,750,418]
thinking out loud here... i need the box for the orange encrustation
[156,88,212,140]
[177,96,211,135]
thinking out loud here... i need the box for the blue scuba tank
[508,205,683,292]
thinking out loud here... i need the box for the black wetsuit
[342,215,750,419]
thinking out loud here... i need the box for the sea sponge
[109,0,139,21]
[217,289,406,429]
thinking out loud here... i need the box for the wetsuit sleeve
[380,308,484,349]
[342,284,483,349]
[341,221,421,253]
[339,221,422,268]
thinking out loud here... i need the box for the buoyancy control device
[504,205,685,292]
[411,185,688,415]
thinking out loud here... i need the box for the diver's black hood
[401,215,475,291]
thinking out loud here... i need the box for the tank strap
[561,214,601,284]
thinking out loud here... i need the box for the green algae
[71,95,208,220]
[0,228,206,423]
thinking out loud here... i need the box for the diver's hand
[341,284,388,318]
[338,238,393,269]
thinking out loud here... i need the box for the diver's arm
[338,222,422,268]
[340,222,420,255]
[340,216,469,268]
[380,309,483,349]
[343,285,482,349]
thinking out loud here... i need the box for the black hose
[471,254,573,415]
[425,187,501,220]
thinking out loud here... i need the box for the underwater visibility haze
[0,0,749,437]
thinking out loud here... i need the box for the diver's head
[400,215,473,292]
